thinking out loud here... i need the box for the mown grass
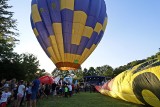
[37,92,144,107]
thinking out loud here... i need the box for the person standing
[68,84,72,97]
[26,82,32,107]
[31,76,40,107]
[16,80,25,107]
[51,83,57,97]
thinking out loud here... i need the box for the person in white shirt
[16,80,25,107]
[0,87,11,105]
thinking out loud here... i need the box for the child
[64,85,68,98]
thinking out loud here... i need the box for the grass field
[37,92,144,107]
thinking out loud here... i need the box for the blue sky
[8,0,160,73]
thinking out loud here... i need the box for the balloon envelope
[39,75,54,84]
[31,0,107,70]
[96,60,160,106]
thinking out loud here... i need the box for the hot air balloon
[96,59,160,107]
[30,0,107,70]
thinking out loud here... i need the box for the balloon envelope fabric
[30,0,107,70]
[96,59,160,107]
[39,75,54,84]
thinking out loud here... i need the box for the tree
[20,53,40,81]
[156,52,160,61]
[95,67,102,76]
[0,53,40,81]
[97,65,113,77]
[74,68,84,81]
[83,68,88,77]
[88,67,96,76]
[147,55,156,61]
[0,0,18,38]
[0,0,19,62]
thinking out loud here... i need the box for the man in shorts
[31,76,40,107]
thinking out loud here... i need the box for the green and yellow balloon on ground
[96,59,160,107]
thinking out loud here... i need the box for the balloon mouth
[56,62,80,71]
[59,67,77,71]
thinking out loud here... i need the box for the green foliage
[156,52,160,61]
[88,67,96,76]
[0,0,41,81]
[146,55,156,61]
[112,59,147,77]
[96,65,113,77]
[51,68,71,78]
[0,0,19,38]
[0,53,40,81]
[82,68,88,76]
[0,0,18,61]
[73,69,84,81]
[0,0,18,64]
[20,53,40,81]
[112,52,160,78]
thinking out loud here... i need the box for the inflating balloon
[96,59,160,107]
[30,0,107,70]
[39,75,54,84]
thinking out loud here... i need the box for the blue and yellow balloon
[30,0,107,70]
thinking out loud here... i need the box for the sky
[8,0,160,73]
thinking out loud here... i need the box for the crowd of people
[0,77,98,107]
[0,77,82,107]
[0,76,40,107]
[48,80,80,98]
